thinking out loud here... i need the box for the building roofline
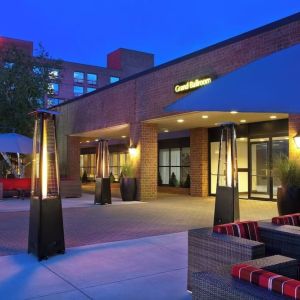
[53,12,300,109]
[0,36,33,45]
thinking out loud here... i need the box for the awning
[165,44,300,114]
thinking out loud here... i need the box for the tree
[0,45,62,137]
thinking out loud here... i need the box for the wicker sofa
[259,220,300,260]
[187,226,265,290]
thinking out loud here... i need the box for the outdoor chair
[187,221,265,291]
[258,217,300,261]
[192,260,300,300]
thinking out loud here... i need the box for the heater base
[95,178,111,205]
[214,186,240,225]
[28,197,65,260]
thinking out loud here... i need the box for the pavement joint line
[24,287,78,300]
[40,261,93,300]
[80,267,187,290]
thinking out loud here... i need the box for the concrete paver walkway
[0,193,277,257]
[0,232,190,300]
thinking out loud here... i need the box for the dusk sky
[1,1,299,67]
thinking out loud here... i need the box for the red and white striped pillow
[272,214,300,226]
[213,221,260,242]
[232,263,300,299]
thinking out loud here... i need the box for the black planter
[277,186,300,215]
[120,178,137,201]
[95,178,111,205]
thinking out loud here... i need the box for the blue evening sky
[1,0,299,67]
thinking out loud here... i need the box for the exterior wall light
[28,109,65,260]
[214,122,240,225]
[294,134,300,149]
[129,145,137,157]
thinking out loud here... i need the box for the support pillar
[130,123,157,201]
[190,128,209,197]
[67,136,81,180]
[289,114,300,162]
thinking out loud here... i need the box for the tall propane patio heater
[94,139,111,205]
[214,122,240,225]
[28,109,65,260]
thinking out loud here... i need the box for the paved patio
[0,232,189,300]
[0,193,278,299]
[0,193,277,257]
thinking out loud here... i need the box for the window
[109,152,128,181]
[49,69,59,79]
[87,73,97,85]
[87,87,96,93]
[4,62,14,69]
[80,154,96,180]
[110,76,120,83]
[158,147,190,186]
[49,83,59,95]
[74,71,84,83]
[48,98,63,106]
[73,86,84,96]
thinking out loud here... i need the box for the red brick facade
[190,128,208,197]
[130,123,158,201]
[289,114,300,161]
[55,14,300,200]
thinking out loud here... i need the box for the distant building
[0,36,154,106]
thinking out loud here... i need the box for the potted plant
[169,172,178,187]
[120,163,137,201]
[274,156,300,215]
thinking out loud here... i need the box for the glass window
[49,83,59,95]
[80,154,96,180]
[73,86,84,96]
[4,62,14,69]
[74,71,84,83]
[87,73,97,85]
[210,139,249,196]
[110,76,120,83]
[87,87,96,93]
[109,152,128,181]
[47,98,63,106]
[158,147,190,187]
[49,69,59,79]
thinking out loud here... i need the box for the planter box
[0,183,3,199]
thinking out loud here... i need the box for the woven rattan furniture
[187,227,265,291]
[192,255,298,299]
[192,270,290,300]
[259,221,300,260]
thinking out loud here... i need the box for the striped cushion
[213,221,260,241]
[272,214,300,226]
[232,263,300,299]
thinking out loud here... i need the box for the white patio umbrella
[0,133,33,177]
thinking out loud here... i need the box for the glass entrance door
[250,139,270,199]
[250,137,289,200]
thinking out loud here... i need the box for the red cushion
[272,214,300,226]
[213,221,260,242]
[0,178,31,190]
[232,263,300,299]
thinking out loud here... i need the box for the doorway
[249,137,288,200]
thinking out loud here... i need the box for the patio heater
[214,122,240,225]
[28,109,65,260]
[94,139,111,205]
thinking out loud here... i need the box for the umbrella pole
[17,152,21,178]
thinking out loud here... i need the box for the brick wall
[130,123,157,201]
[289,114,300,161]
[190,128,208,197]
[66,136,81,180]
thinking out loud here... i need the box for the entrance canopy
[165,44,300,114]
